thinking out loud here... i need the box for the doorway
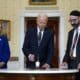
[19,10,65,69]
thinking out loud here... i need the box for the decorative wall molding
[9,57,18,61]
[25,6,59,11]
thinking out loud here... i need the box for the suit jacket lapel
[34,27,38,47]
[77,34,80,46]
[70,29,75,46]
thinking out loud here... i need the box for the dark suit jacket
[63,29,80,69]
[0,35,10,68]
[22,27,54,68]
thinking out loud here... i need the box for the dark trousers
[68,59,80,80]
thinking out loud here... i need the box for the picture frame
[0,20,11,40]
[29,0,57,5]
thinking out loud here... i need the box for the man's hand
[77,63,80,69]
[28,54,35,62]
[41,63,50,69]
[60,62,68,69]
[0,62,5,68]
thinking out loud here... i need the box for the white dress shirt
[71,26,80,57]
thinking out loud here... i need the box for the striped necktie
[38,30,42,46]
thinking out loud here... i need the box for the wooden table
[0,69,78,80]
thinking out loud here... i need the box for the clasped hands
[60,62,80,69]
[60,62,68,69]
[28,54,50,69]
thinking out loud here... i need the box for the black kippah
[70,10,80,16]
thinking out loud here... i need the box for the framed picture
[0,20,11,40]
[29,0,57,5]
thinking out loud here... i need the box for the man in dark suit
[22,12,54,69]
[61,10,80,80]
